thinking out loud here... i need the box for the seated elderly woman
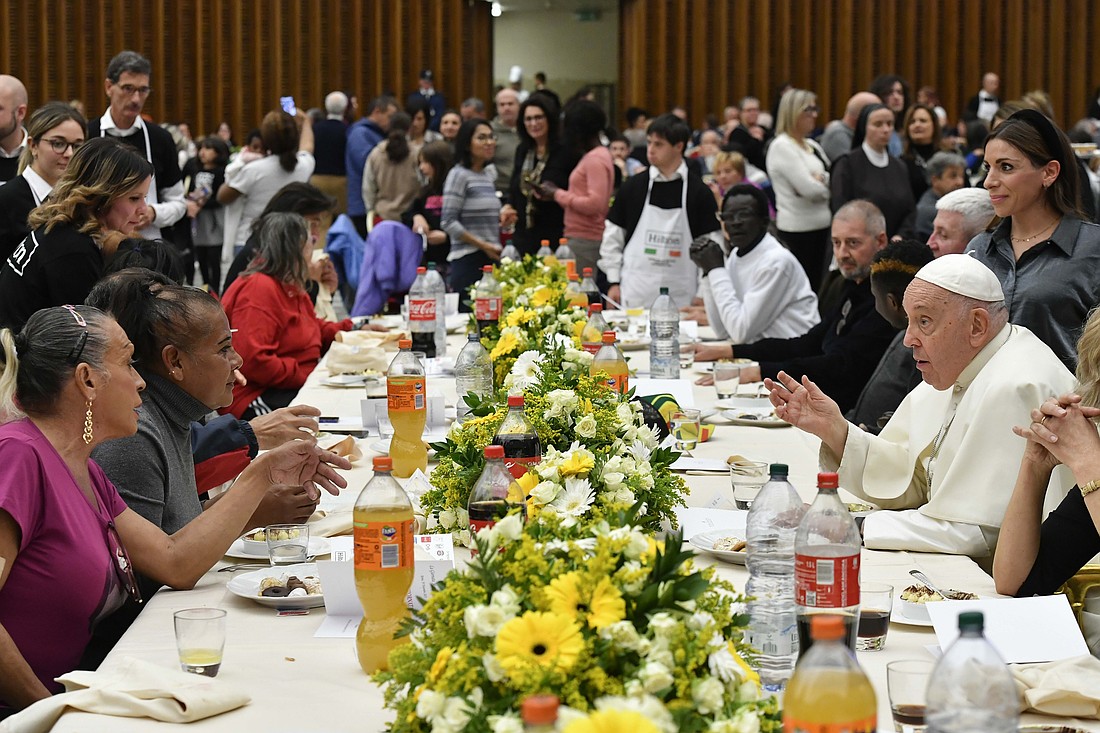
[221,212,355,419]
[994,306,1100,596]
[0,305,349,714]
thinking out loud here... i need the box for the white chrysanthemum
[483,653,507,683]
[575,413,598,438]
[544,388,580,419]
[593,695,676,733]
[638,661,675,693]
[688,611,716,631]
[648,612,679,639]
[491,585,521,613]
[542,539,571,554]
[708,645,747,684]
[693,677,726,715]
[489,714,524,733]
[629,439,653,463]
[550,477,595,521]
[546,331,574,350]
[599,620,644,651]
[463,604,512,638]
[528,480,561,506]
[416,689,446,720]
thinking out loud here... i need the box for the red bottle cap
[484,444,505,459]
[417,266,426,274]
[372,456,393,470]
[521,695,559,724]
[482,265,493,272]
[817,472,839,489]
[558,238,568,246]
[507,395,525,407]
[602,331,617,344]
[589,303,603,313]
[540,239,550,247]
[809,614,845,641]
[569,272,579,281]
[398,338,412,349]
[583,267,593,276]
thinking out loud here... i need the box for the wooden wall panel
[620,0,1097,131]
[0,0,491,141]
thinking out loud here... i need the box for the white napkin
[1011,654,1100,718]
[0,656,250,732]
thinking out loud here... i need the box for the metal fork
[218,555,316,573]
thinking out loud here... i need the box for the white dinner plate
[226,536,332,560]
[720,408,789,428]
[322,373,370,387]
[714,395,771,410]
[617,336,650,351]
[687,529,747,565]
[227,563,325,609]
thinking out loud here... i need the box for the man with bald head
[928,187,994,257]
[0,75,28,183]
[491,88,520,194]
[819,91,880,163]
[768,254,1075,561]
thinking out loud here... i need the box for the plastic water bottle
[926,611,1019,733]
[783,615,877,732]
[425,263,447,358]
[649,286,679,379]
[555,238,577,277]
[744,463,806,692]
[795,472,862,655]
[474,265,503,334]
[580,267,600,308]
[536,239,554,259]
[500,242,521,262]
[408,267,436,358]
[454,333,492,423]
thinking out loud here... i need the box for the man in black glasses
[0,74,28,184]
[87,51,185,241]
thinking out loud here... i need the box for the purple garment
[350,220,423,317]
[0,419,128,703]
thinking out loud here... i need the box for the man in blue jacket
[345,95,398,237]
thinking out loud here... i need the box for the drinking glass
[887,659,933,732]
[625,306,645,338]
[728,460,769,510]
[679,339,697,370]
[174,608,226,677]
[856,582,893,651]
[670,408,701,453]
[265,523,309,566]
[713,361,741,399]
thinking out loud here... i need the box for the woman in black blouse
[899,103,941,201]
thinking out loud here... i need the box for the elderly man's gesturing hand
[766,370,850,457]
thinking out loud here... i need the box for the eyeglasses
[803,105,820,114]
[524,114,547,123]
[106,520,143,605]
[40,137,84,154]
[474,133,498,143]
[62,304,89,363]
[116,83,152,97]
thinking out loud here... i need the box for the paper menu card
[926,595,1089,663]
[672,507,745,540]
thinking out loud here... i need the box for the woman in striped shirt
[441,118,503,306]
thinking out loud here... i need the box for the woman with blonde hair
[0,102,87,260]
[766,88,832,289]
[0,137,152,331]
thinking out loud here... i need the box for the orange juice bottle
[353,456,416,673]
[565,272,588,308]
[591,331,629,394]
[387,338,427,478]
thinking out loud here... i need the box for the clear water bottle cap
[468,333,480,342]
[659,286,669,295]
[484,445,505,459]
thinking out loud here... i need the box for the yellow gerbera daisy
[495,611,583,673]
[559,452,595,477]
[531,287,555,308]
[563,709,660,733]
[546,574,626,630]
[427,646,453,683]
[491,330,522,360]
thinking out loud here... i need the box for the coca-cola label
[794,552,860,608]
[475,296,502,321]
[503,455,539,480]
[469,518,495,534]
[409,297,436,321]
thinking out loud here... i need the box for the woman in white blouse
[766,89,832,291]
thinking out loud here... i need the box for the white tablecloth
[52,328,1100,731]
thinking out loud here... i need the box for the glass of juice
[856,582,893,651]
[670,408,701,453]
[887,659,933,732]
[174,608,226,677]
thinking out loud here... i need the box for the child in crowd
[182,136,231,292]
[911,151,966,242]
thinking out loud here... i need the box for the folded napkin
[0,656,250,733]
[1011,654,1100,718]
[309,506,352,537]
[325,330,404,375]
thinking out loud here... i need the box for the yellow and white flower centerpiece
[373,508,780,732]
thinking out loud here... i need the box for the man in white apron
[600,114,721,309]
[87,51,185,241]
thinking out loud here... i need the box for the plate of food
[688,529,747,564]
[617,335,651,351]
[227,531,332,560]
[892,583,978,626]
[227,563,325,609]
[720,408,789,428]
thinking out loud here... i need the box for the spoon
[909,569,956,600]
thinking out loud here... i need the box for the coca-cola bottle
[474,265,503,334]
[582,304,609,354]
[408,266,437,358]
[580,267,600,308]
[467,444,524,536]
[795,472,862,655]
[492,395,541,479]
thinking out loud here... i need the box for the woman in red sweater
[221,211,352,418]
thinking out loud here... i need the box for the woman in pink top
[538,100,614,276]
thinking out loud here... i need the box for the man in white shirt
[767,254,1075,562]
[690,184,819,344]
[964,73,1002,124]
[0,75,28,184]
[87,51,185,240]
[928,188,995,257]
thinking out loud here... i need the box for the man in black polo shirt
[87,50,185,240]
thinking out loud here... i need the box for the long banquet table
[53,326,1100,732]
